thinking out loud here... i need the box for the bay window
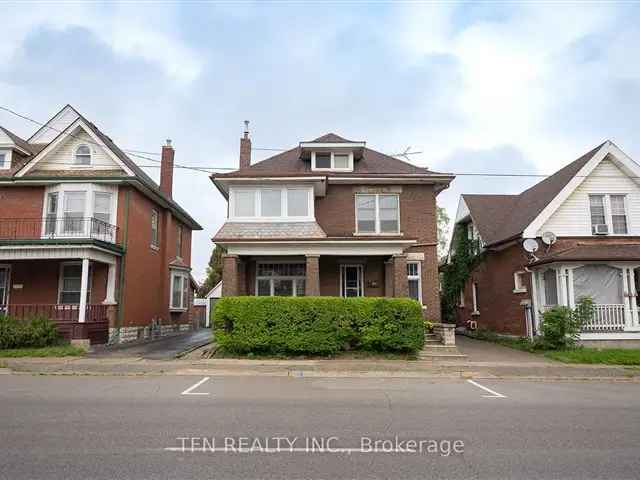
[230,186,313,220]
[256,263,306,296]
[356,194,400,234]
[170,271,189,310]
[63,191,86,234]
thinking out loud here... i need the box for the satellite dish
[523,238,539,253]
[542,231,557,246]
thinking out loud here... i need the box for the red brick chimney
[239,120,251,169]
[160,139,174,198]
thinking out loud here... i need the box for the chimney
[239,120,251,169]
[160,139,174,198]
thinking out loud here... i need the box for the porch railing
[0,217,119,244]
[1,304,109,344]
[543,304,626,332]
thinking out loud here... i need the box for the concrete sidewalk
[3,355,639,380]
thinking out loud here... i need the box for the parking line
[466,379,507,398]
[181,377,211,396]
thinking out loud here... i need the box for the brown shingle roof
[213,139,445,179]
[531,243,640,266]
[304,133,361,143]
[0,127,32,154]
[462,142,607,246]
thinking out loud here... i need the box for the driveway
[456,334,556,364]
[89,328,212,360]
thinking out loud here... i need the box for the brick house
[451,141,640,346]
[211,126,453,320]
[0,105,202,344]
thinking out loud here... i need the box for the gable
[25,126,124,175]
[537,157,640,236]
[28,105,80,144]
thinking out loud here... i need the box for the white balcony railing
[543,304,626,332]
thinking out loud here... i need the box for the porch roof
[531,243,640,266]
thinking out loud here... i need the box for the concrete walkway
[456,335,555,364]
[89,328,212,360]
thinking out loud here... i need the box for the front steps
[418,333,468,362]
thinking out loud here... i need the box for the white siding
[35,128,123,172]
[538,159,640,236]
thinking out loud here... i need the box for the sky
[2,1,640,281]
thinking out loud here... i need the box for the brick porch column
[305,255,320,296]
[222,254,239,296]
[384,259,394,297]
[392,254,409,298]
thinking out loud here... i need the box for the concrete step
[424,340,441,345]
[424,333,437,338]
[418,353,468,361]
[422,345,460,354]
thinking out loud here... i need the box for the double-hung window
[151,209,160,248]
[170,272,189,310]
[63,191,86,234]
[45,192,58,236]
[589,194,628,235]
[59,263,91,304]
[256,263,306,297]
[74,145,91,165]
[356,194,399,234]
[407,262,422,303]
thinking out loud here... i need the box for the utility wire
[3,105,639,179]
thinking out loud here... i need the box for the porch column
[221,255,239,296]
[78,258,90,323]
[104,263,117,304]
[629,267,639,329]
[384,259,394,297]
[305,255,320,296]
[392,254,408,298]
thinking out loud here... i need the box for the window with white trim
[407,261,422,303]
[355,194,400,234]
[63,191,86,234]
[74,144,91,165]
[514,271,527,293]
[472,282,479,314]
[256,263,306,297]
[311,151,353,171]
[170,271,189,310]
[151,209,159,247]
[589,194,628,235]
[229,186,313,220]
[0,152,8,170]
[59,263,91,304]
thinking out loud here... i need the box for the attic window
[0,152,7,170]
[311,151,353,171]
[74,145,91,165]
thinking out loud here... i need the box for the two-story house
[451,141,640,346]
[211,126,454,320]
[0,105,202,345]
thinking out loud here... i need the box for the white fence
[543,304,626,332]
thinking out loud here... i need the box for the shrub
[0,314,60,349]
[539,305,582,350]
[213,297,424,356]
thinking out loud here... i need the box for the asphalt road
[1,375,639,479]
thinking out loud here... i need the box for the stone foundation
[108,322,192,345]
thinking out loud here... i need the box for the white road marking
[466,379,506,398]
[181,377,211,396]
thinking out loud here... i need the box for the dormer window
[311,151,354,172]
[74,144,91,165]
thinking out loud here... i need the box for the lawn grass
[0,344,86,358]
[468,329,640,365]
[544,348,640,365]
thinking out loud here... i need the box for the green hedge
[0,315,60,349]
[213,297,424,355]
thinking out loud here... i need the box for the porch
[0,253,119,345]
[532,261,640,337]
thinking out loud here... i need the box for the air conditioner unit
[593,224,609,235]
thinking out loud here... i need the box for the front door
[0,266,10,315]
[340,265,363,297]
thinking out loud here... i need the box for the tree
[198,245,225,297]
[436,206,450,259]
